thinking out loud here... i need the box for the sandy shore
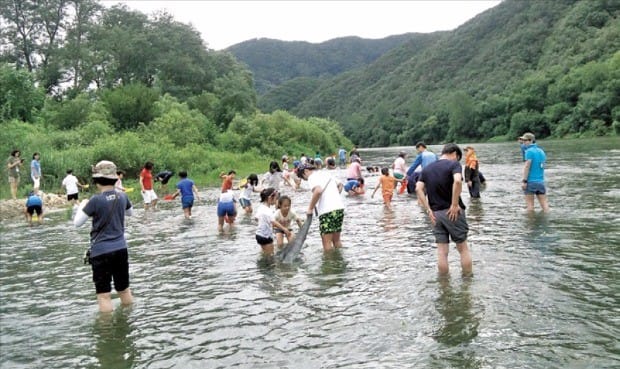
[0,193,69,221]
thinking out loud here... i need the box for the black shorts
[67,193,78,201]
[255,235,273,245]
[91,248,130,294]
[26,205,42,215]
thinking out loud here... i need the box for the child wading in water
[254,188,291,256]
[170,171,200,219]
[274,195,303,248]
[371,167,403,210]
[239,174,260,214]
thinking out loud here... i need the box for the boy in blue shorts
[170,171,200,219]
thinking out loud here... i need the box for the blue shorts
[523,182,546,195]
[217,201,237,217]
[239,198,251,208]
[181,196,194,209]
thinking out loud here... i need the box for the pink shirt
[346,161,362,179]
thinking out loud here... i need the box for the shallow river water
[1,138,619,369]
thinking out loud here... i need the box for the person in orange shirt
[140,161,158,211]
[371,167,403,210]
[219,170,236,192]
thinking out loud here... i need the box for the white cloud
[102,1,501,50]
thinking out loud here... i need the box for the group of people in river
[6,133,549,312]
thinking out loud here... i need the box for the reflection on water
[1,138,619,368]
[92,308,136,369]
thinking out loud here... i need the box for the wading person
[416,143,473,277]
[520,132,550,212]
[74,161,134,313]
[463,146,481,198]
[170,170,200,219]
[296,164,345,251]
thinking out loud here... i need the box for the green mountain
[226,34,416,94]
[233,0,620,146]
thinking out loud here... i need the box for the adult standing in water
[6,150,23,199]
[416,143,472,277]
[30,152,42,191]
[296,164,345,251]
[74,160,134,313]
[520,132,550,212]
[463,146,481,198]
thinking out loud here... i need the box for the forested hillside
[227,34,416,95]
[0,0,351,197]
[249,0,620,146]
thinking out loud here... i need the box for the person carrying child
[24,189,44,226]
[254,188,292,256]
[371,167,403,210]
[274,195,304,248]
[170,171,200,219]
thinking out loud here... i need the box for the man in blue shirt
[406,142,438,193]
[520,132,550,212]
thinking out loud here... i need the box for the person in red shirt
[140,161,158,211]
[219,170,236,192]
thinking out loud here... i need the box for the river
[1,138,618,369]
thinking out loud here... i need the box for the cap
[519,132,535,141]
[92,160,118,179]
[295,163,314,179]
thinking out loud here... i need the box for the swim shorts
[318,208,344,235]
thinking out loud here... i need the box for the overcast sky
[102,1,501,50]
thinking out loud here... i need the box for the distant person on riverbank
[296,164,345,251]
[239,173,260,214]
[140,161,158,211]
[61,169,85,206]
[520,132,550,212]
[338,148,346,167]
[416,143,473,277]
[372,167,402,210]
[24,189,44,226]
[254,187,291,256]
[115,170,126,192]
[463,146,481,198]
[170,171,200,219]
[6,150,23,199]
[30,152,41,191]
[74,160,134,313]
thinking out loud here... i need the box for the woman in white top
[296,164,345,251]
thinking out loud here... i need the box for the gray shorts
[432,209,469,244]
[523,182,546,195]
